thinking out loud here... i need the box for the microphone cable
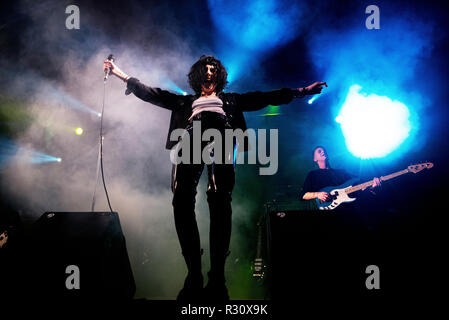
[91,64,114,213]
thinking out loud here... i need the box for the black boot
[203,270,229,302]
[205,184,233,303]
[203,250,231,303]
[177,250,204,302]
[177,271,204,302]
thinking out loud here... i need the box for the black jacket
[125,77,301,151]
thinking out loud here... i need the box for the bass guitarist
[300,146,381,210]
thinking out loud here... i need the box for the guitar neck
[345,169,410,194]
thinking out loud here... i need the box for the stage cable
[91,81,114,213]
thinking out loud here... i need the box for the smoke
[305,3,437,159]
[207,0,305,85]
[4,0,444,300]
[0,0,263,299]
[308,12,435,97]
[0,47,185,298]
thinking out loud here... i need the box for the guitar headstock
[408,162,434,173]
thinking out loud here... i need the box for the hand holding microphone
[103,54,114,82]
[103,54,130,82]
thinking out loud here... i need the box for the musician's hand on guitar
[316,192,330,202]
[372,177,381,188]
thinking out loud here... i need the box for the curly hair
[188,55,228,95]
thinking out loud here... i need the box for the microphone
[104,54,115,82]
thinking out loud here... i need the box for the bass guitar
[316,162,433,210]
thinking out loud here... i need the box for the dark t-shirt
[299,168,353,200]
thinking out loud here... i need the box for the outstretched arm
[103,60,181,111]
[235,81,327,112]
[301,82,327,95]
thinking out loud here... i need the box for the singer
[103,55,327,302]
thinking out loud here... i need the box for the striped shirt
[188,96,226,121]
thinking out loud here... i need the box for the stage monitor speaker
[23,212,136,300]
[267,209,443,302]
[267,210,371,299]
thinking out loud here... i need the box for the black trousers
[171,112,236,283]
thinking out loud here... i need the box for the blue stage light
[337,85,411,159]
[0,138,62,166]
[30,153,62,164]
[47,86,100,116]
[164,78,188,96]
[308,96,318,104]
